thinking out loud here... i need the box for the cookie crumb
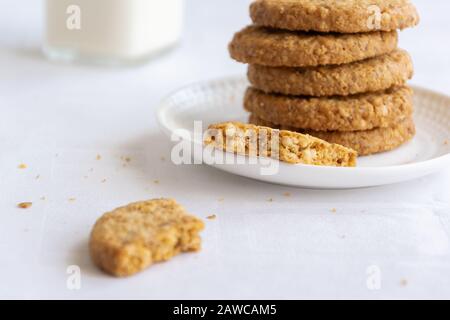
[283,192,291,197]
[96,154,102,160]
[444,140,449,146]
[400,279,408,287]
[68,198,76,202]
[160,156,166,162]
[18,163,27,169]
[18,202,32,209]
[331,208,337,213]
[206,214,217,220]
[120,156,131,167]
[153,180,160,184]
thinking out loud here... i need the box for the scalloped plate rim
[156,76,450,188]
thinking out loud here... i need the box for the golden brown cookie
[248,49,414,97]
[90,199,205,277]
[249,114,416,156]
[250,0,420,33]
[204,122,357,166]
[229,25,398,67]
[244,86,413,132]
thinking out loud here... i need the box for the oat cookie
[244,86,413,132]
[250,115,416,156]
[248,49,413,96]
[204,122,357,166]
[229,25,398,67]
[90,199,204,277]
[250,0,420,33]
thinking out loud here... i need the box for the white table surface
[1,0,449,299]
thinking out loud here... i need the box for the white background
[0,0,449,299]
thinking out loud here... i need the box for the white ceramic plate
[156,77,450,189]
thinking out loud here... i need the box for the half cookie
[229,25,398,67]
[244,86,413,132]
[90,199,205,277]
[204,122,357,166]
[249,115,416,156]
[250,0,420,33]
[248,49,414,96]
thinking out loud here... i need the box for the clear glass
[44,0,183,66]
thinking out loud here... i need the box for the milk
[44,0,184,64]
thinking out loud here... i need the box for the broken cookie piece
[89,198,205,277]
[204,122,357,167]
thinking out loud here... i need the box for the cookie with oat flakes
[204,122,357,166]
[229,25,398,67]
[89,199,204,277]
[244,86,413,132]
[249,114,416,156]
[250,0,419,33]
[248,49,413,97]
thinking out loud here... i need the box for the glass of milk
[44,0,184,65]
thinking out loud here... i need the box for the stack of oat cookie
[229,0,420,156]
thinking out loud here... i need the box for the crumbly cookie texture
[204,122,357,167]
[244,86,413,132]
[250,0,420,33]
[248,49,414,97]
[89,199,205,277]
[249,115,416,156]
[229,25,398,67]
